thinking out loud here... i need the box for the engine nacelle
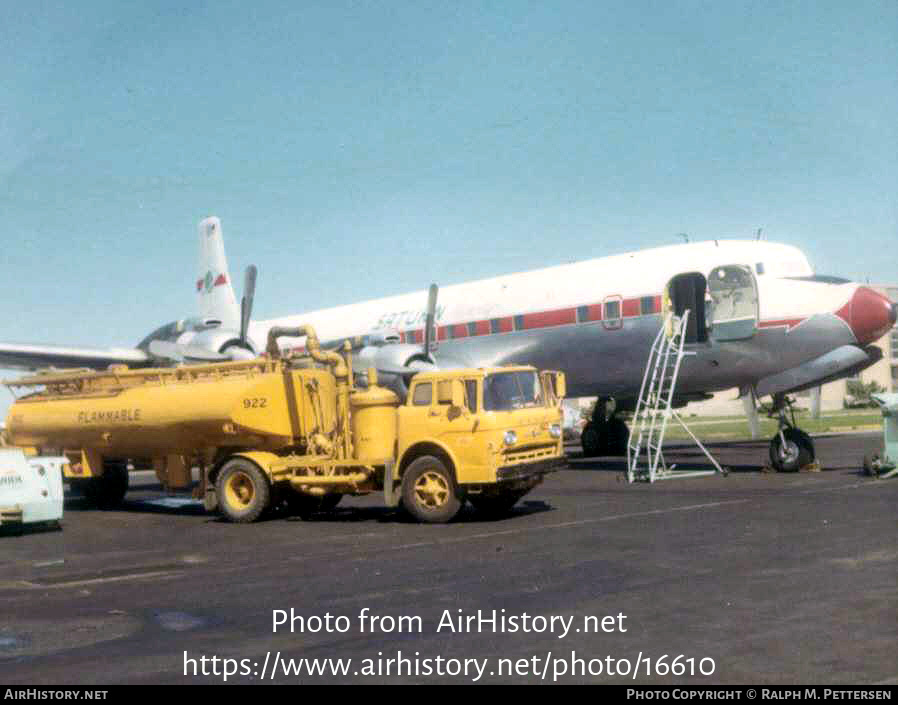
[176,328,257,360]
[362,330,402,346]
[355,343,434,373]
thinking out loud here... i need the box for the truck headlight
[549,424,562,439]
[503,430,517,446]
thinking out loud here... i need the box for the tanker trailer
[4,325,566,523]
[2,325,372,520]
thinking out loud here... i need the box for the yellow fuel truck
[3,326,565,523]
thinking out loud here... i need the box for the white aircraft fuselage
[251,240,895,402]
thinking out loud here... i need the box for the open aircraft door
[707,264,759,341]
[664,272,708,344]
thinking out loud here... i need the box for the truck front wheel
[216,458,270,523]
[401,456,462,523]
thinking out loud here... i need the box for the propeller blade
[423,283,438,357]
[240,265,257,343]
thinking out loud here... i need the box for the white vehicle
[0,449,66,528]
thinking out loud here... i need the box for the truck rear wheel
[401,456,462,523]
[216,458,270,523]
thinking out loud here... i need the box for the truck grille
[503,444,558,465]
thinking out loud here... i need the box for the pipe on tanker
[266,325,353,459]
[289,473,368,488]
[265,325,348,380]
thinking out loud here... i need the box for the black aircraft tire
[606,418,631,456]
[581,423,601,457]
[769,429,814,472]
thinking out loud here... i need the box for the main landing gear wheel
[401,456,462,524]
[769,428,814,472]
[581,423,601,456]
[606,417,630,456]
[76,461,129,509]
[580,418,630,457]
[216,458,271,523]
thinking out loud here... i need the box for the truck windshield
[483,371,542,411]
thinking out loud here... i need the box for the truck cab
[395,366,565,521]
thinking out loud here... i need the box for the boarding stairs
[626,310,726,483]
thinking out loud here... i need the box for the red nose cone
[837,287,895,345]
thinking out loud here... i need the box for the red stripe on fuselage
[393,296,816,345]
[521,308,576,330]
[622,298,640,317]
[758,318,805,330]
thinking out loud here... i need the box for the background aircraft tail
[197,217,240,330]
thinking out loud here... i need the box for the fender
[397,439,460,482]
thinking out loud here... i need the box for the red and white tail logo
[197,217,239,329]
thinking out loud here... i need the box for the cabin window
[640,296,655,315]
[412,383,432,406]
[467,322,477,337]
[602,298,622,329]
[490,319,501,334]
[604,300,620,319]
[755,262,765,275]
[513,315,524,331]
[576,305,590,323]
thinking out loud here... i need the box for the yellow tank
[4,360,338,459]
[350,384,399,462]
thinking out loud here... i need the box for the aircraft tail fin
[196,217,240,330]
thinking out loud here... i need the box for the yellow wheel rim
[414,470,449,509]
[225,470,255,509]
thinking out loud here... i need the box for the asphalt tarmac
[1,432,895,684]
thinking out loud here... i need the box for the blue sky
[1,0,896,376]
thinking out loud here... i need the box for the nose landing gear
[767,394,815,472]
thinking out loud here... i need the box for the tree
[844,380,885,408]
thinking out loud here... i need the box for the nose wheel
[766,395,816,472]
[769,427,815,472]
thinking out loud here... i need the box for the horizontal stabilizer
[0,343,150,372]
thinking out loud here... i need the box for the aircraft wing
[0,343,151,371]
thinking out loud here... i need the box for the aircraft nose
[837,286,896,345]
